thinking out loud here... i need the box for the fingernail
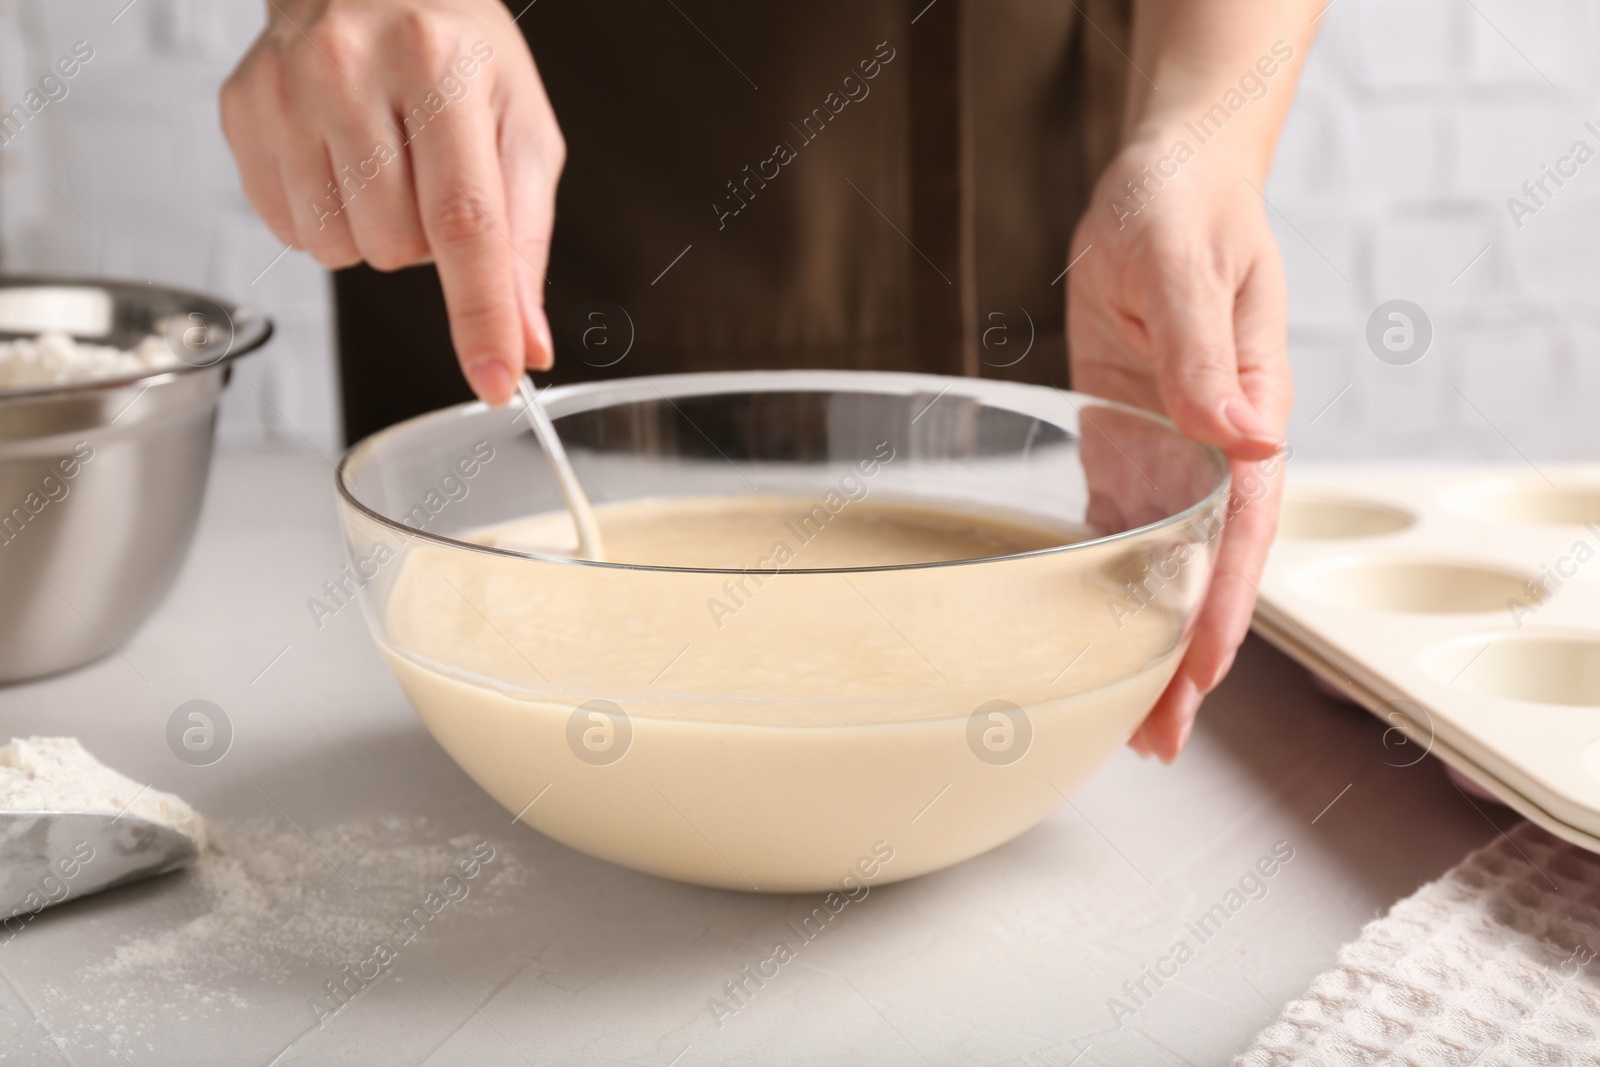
[531,309,555,371]
[1221,398,1282,450]
[1200,649,1238,694]
[466,357,514,406]
[1175,712,1196,754]
[1160,675,1203,764]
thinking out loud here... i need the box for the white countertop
[0,451,1514,1066]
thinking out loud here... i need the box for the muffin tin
[1252,463,1600,852]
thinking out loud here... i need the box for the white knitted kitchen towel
[1236,821,1600,1066]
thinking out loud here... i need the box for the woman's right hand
[221,0,563,405]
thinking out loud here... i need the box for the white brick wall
[0,0,339,452]
[1275,0,1600,459]
[1,0,1597,460]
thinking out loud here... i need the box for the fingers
[220,61,298,248]
[1231,244,1294,433]
[1128,449,1286,763]
[1127,240,1291,761]
[220,37,358,261]
[271,24,370,267]
[1073,169,1294,764]
[1136,240,1291,760]
[1191,456,1282,681]
[276,128,363,267]
[1130,670,1202,762]
[409,81,523,406]
[223,30,366,266]
[1145,252,1284,463]
[498,62,563,372]
[326,110,428,271]
[220,3,560,403]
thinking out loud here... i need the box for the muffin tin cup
[1254,464,1600,853]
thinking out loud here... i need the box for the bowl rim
[0,275,274,404]
[335,370,1233,575]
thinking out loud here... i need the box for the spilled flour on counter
[29,815,533,1060]
[0,736,206,848]
[94,814,529,983]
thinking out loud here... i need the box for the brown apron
[335,0,1132,444]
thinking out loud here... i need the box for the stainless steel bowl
[0,278,272,683]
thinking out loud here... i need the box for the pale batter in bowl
[337,371,1228,892]
[382,495,1189,891]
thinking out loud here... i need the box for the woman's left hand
[1066,133,1293,762]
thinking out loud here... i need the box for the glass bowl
[336,371,1228,892]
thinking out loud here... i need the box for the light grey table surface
[0,451,1513,1067]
